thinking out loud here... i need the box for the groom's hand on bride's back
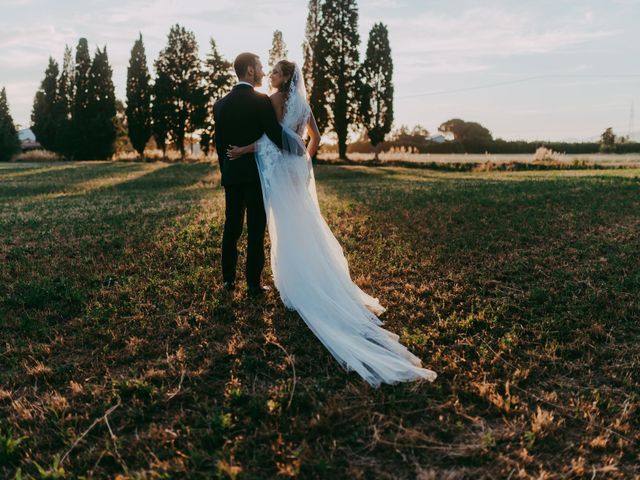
[227,145,242,160]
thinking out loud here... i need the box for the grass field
[1,161,639,478]
[318,152,640,169]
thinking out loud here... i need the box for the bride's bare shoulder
[269,91,285,119]
[270,91,285,106]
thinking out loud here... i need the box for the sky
[1,0,639,141]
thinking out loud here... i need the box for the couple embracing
[214,52,436,387]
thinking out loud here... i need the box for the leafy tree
[360,22,394,159]
[392,125,429,143]
[84,46,117,160]
[201,38,234,155]
[600,127,616,146]
[387,124,430,152]
[302,0,321,98]
[439,118,492,151]
[438,118,466,140]
[0,87,20,161]
[268,30,288,69]
[31,57,60,151]
[315,0,361,159]
[599,127,617,153]
[126,33,152,158]
[72,38,93,159]
[154,24,203,159]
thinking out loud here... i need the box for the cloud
[395,55,490,75]
[373,4,620,87]
[0,25,76,51]
[386,7,616,58]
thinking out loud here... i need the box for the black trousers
[221,182,266,287]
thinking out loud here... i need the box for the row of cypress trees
[303,0,394,159]
[31,27,234,160]
[31,40,116,160]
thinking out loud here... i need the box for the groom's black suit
[214,83,284,287]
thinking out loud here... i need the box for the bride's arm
[306,110,321,158]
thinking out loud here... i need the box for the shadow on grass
[315,163,640,367]
[0,162,146,200]
[2,162,639,478]
[0,162,216,341]
[314,157,624,172]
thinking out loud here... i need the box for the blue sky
[1,0,639,141]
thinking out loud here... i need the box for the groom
[214,52,285,296]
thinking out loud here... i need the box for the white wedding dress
[254,67,436,387]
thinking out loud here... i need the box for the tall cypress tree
[154,24,202,158]
[304,0,329,145]
[86,46,117,160]
[201,38,234,155]
[303,0,321,97]
[126,33,152,158]
[152,68,172,158]
[56,45,75,157]
[31,57,60,151]
[360,23,394,160]
[72,38,92,159]
[0,87,20,162]
[268,30,288,69]
[315,0,360,159]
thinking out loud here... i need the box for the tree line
[347,120,640,155]
[29,40,116,160]
[20,0,394,161]
[26,27,235,160]
[303,0,393,159]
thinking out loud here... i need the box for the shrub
[533,146,562,163]
[11,149,64,162]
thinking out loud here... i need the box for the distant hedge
[344,139,640,155]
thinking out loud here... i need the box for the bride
[226,60,436,387]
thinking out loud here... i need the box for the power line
[397,74,640,99]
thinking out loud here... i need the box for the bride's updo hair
[276,60,296,98]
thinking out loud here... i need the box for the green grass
[1,161,639,478]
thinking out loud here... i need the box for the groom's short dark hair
[234,52,259,78]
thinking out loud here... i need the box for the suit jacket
[214,84,284,186]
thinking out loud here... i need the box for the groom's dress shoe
[247,285,270,296]
[223,281,235,292]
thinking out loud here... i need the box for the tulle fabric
[254,66,437,387]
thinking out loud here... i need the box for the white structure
[19,129,41,151]
[428,134,447,144]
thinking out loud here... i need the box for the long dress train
[254,70,437,387]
